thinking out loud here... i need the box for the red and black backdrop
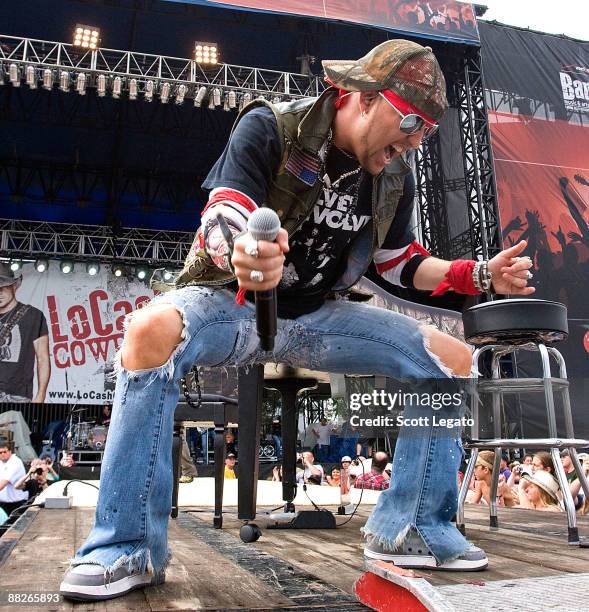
[481,22,589,438]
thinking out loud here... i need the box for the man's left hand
[488,240,535,296]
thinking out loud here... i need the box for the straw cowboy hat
[521,471,560,502]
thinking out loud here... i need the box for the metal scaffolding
[414,133,452,259]
[0,34,325,103]
[0,35,502,266]
[453,48,502,260]
[0,218,192,266]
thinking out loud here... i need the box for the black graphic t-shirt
[203,106,418,318]
[0,303,48,398]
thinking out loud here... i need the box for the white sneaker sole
[364,549,488,571]
[59,573,156,601]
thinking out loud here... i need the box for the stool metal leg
[488,351,502,529]
[457,448,478,534]
[539,344,579,543]
[548,347,589,505]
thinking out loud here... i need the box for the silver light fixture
[42,69,53,90]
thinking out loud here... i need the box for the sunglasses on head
[379,92,438,139]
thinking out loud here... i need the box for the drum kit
[65,406,109,452]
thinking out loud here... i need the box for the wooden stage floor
[1,504,588,611]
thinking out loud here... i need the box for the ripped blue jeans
[72,286,469,576]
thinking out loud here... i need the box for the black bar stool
[457,298,589,543]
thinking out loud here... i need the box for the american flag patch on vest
[285,147,320,186]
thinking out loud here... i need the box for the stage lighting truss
[0,34,324,107]
[1,219,191,267]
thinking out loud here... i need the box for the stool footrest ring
[465,438,589,449]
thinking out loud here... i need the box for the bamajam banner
[162,0,479,44]
[0,261,154,404]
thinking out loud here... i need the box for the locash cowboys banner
[0,261,154,404]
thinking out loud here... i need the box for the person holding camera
[40,455,60,483]
[15,458,48,499]
[295,451,324,484]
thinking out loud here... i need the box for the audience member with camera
[295,451,324,485]
[15,459,48,498]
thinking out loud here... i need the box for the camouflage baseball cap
[322,39,448,121]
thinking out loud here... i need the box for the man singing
[61,40,533,600]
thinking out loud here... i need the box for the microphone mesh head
[247,208,281,241]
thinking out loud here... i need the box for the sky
[459,0,589,41]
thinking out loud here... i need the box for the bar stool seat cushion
[462,299,568,346]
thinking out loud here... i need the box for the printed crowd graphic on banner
[0,261,154,404]
[480,22,589,427]
[163,0,479,43]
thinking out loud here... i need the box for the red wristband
[235,287,246,306]
[431,260,480,296]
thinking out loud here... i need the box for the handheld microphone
[247,208,281,351]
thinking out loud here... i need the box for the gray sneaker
[364,530,488,571]
[60,563,165,601]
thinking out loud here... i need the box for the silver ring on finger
[244,240,259,258]
[250,269,264,283]
[526,271,533,279]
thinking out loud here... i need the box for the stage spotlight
[208,93,215,110]
[76,72,87,95]
[272,96,281,104]
[194,85,207,107]
[112,76,122,99]
[59,70,70,92]
[112,264,125,277]
[163,270,173,282]
[97,74,106,96]
[60,261,74,274]
[86,262,100,276]
[35,259,48,273]
[228,90,236,109]
[213,88,221,107]
[9,64,20,87]
[9,260,22,272]
[223,94,230,111]
[25,65,37,89]
[241,92,252,110]
[144,80,154,101]
[195,41,218,65]
[129,78,138,100]
[160,82,170,104]
[175,84,187,105]
[42,69,53,90]
[74,24,100,50]
[136,267,148,281]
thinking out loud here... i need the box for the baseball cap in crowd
[226,453,236,458]
[322,39,448,122]
[0,263,22,288]
[341,456,352,463]
[521,471,560,502]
